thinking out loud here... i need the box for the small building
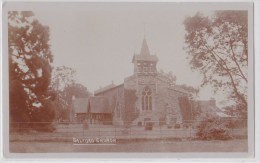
[71,98,88,123]
[87,96,112,125]
[71,97,113,124]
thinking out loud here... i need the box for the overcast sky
[26,3,242,105]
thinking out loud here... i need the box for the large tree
[51,66,76,91]
[9,11,54,124]
[50,66,91,121]
[51,66,92,121]
[60,83,92,121]
[183,11,248,117]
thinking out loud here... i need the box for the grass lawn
[9,139,247,153]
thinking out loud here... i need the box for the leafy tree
[51,82,92,121]
[123,89,138,125]
[63,83,92,104]
[158,70,176,86]
[62,83,92,121]
[9,80,30,123]
[178,96,193,122]
[51,66,91,121]
[51,66,76,91]
[177,84,199,97]
[9,11,54,126]
[183,11,248,117]
[50,66,76,121]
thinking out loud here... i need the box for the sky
[28,3,231,105]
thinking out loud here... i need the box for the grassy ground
[10,139,247,153]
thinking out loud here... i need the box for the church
[72,38,198,126]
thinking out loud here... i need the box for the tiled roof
[72,98,88,114]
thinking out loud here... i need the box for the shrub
[196,116,232,140]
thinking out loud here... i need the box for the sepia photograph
[2,1,254,158]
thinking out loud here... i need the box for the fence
[9,119,247,142]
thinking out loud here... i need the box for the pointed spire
[140,38,150,56]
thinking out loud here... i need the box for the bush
[196,117,232,140]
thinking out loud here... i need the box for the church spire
[140,38,150,56]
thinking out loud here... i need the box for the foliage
[9,11,55,129]
[189,101,203,120]
[183,11,248,117]
[54,82,91,121]
[177,84,199,97]
[51,66,76,91]
[123,89,138,125]
[63,83,92,104]
[159,70,177,86]
[9,80,30,123]
[196,116,232,140]
[50,65,91,121]
[178,96,194,122]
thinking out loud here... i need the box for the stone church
[72,38,194,126]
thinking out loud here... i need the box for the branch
[207,47,247,106]
[229,39,248,82]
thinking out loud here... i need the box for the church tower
[132,38,158,75]
[131,38,159,113]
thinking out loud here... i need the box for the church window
[142,86,152,111]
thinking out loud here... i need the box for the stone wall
[127,74,188,126]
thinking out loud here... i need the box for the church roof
[132,38,159,63]
[72,98,88,114]
[94,83,117,95]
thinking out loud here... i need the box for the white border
[1,0,259,162]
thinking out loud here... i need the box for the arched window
[142,86,152,111]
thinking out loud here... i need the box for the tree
[50,66,90,121]
[9,11,54,125]
[63,83,92,104]
[158,70,177,86]
[123,89,138,125]
[61,83,92,121]
[50,66,76,121]
[183,11,248,117]
[51,66,76,91]
[178,96,193,122]
[51,82,92,121]
[178,84,199,97]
